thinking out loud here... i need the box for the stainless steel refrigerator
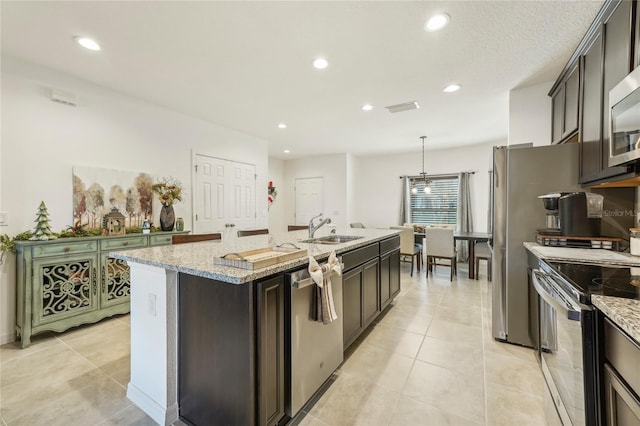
[491,143,581,347]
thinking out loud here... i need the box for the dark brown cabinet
[342,267,364,349]
[257,276,285,426]
[603,318,640,425]
[342,237,400,350]
[380,248,401,311]
[551,64,579,144]
[362,258,380,327]
[581,31,604,180]
[178,274,285,426]
[551,0,638,185]
[342,257,379,349]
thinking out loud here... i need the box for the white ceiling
[1,1,604,159]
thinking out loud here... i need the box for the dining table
[414,231,492,279]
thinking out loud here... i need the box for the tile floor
[0,262,556,426]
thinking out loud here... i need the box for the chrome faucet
[308,213,332,238]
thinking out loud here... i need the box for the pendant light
[411,136,432,194]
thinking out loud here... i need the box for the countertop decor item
[153,177,183,231]
[104,207,126,236]
[29,201,57,241]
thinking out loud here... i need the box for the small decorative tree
[29,201,58,241]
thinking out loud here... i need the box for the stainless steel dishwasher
[286,264,343,417]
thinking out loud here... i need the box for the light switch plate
[0,211,7,227]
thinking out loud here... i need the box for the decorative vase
[159,205,175,231]
[175,217,184,232]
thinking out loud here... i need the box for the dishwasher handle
[286,261,343,289]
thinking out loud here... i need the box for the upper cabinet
[551,63,579,144]
[549,0,638,186]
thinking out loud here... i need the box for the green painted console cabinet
[14,231,187,348]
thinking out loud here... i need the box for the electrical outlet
[0,211,7,227]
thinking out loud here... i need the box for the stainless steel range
[531,259,640,425]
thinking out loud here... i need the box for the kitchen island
[111,228,400,426]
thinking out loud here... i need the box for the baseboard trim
[127,382,178,425]
[0,331,16,345]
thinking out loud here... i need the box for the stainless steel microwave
[609,66,640,167]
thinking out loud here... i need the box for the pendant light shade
[411,136,431,194]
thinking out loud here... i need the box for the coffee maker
[538,193,563,235]
[559,192,603,237]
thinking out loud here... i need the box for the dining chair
[390,225,422,276]
[287,225,308,231]
[172,233,221,244]
[474,242,492,281]
[424,227,457,281]
[237,228,269,237]
[350,223,365,228]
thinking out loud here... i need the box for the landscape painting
[72,166,153,229]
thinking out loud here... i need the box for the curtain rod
[398,171,475,179]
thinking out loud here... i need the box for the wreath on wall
[268,181,278,208]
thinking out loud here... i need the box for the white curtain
[399,176,411,225]
[456,172,473,262]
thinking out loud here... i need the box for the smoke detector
[385,101,419,113]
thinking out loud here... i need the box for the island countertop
[110,228,399,284]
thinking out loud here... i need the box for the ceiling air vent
[50,89,77,107]
[385,101,419,113]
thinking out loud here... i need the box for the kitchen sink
[300,235,364,244]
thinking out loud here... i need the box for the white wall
[352,141,499,230]
[0,57,269,343]
[268,157,286,232]
[283,154,348,228]
[508,81,553,147]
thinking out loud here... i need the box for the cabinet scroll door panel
[100,255,130,309]
[195,155,256,233]
[32,254,99,327]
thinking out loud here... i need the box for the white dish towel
[308,251,341,324]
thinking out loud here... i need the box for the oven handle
[532,270,581,322]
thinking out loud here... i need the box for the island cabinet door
[257,275,285,426]
[362,257,380,328]
[178,274,255,426]
[379,253,392,310]
[389,249,401,298]
[342,267,363,349]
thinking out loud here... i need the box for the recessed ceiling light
[443,84,461,93]
[283,149,290,154]
[278,123,287,129]
[313,58,328,69]
[74,36,101,51]
[424,13,450,32]
[361,104,373,111]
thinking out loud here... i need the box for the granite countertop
[525,242,640,343]
[110,228,399,284]
[524,242,640,266]
[592,296,640,343]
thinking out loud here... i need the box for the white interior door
[194,154,256,233]
[295,177,324,225]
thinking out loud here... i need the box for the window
[409,176,459,225]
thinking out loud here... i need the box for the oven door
[532,270,593,426]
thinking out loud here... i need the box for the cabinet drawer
[149,234,173,246]
[33,240,98,258]
[99,236,147,251]
[342,243,379,271]
[605,318,640,397]
[380,235,400,254]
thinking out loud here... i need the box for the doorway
[294,177,324,225]
[194,154,256,233]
